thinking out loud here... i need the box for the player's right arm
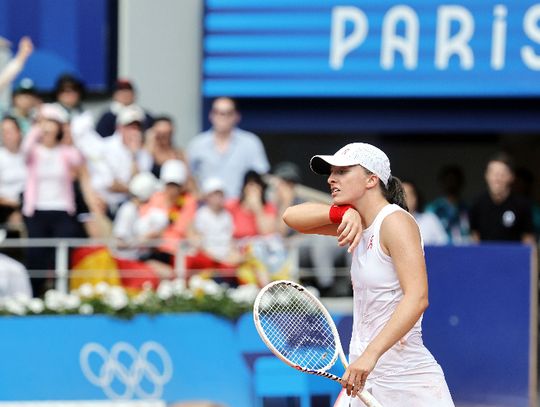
[283,202,362,252]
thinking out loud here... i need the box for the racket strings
[257,284,337,371]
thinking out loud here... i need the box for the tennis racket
[253,280,382,407]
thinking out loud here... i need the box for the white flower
[141,281,154,292]
[133,290,151,305]
[14,293,31,306]
[64,294,81,310]
[77,283,94,298]
[228,284,259,304]
[4,297,26,315]
[157,281,174,300]
[94,282,110,296]
[44,290,64,311]
[27,298,45,314]
[104,286,129,310]
[171,278,186,296]
[79,303,94,315]
[189,275,204,291]
[201,279,222,296]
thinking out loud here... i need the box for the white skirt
[334,362,454,407]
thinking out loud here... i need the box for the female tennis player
[282,143,454,406]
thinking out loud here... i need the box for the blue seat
[237,312,348,406]
[253,356,343,407]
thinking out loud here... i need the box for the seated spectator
[185,178,243,284]
[426,165,470,245]
[403,180,448,245]
[140,159,197,278]
[113,172,168,260]
[226,170,277,239]
[21,104,101,296]
[0,116,26,229]
[227,170,290,285]
[101,105,154,215]
[469,153,535,244]
[96,78,154,138]
[144,115,196,193]
[187,97,270,198]
[0,227,31,298]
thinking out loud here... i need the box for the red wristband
[329,204,354,224]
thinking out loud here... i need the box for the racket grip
[359,389,383,407]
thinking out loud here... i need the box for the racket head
[253,280,345,373]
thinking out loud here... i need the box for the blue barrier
[0,314,252,406]
[0,245,535,406]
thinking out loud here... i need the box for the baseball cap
[129,172,159,202]
[310,142,391,186]
[202,177,225,195]
[116,105,144,126]
[13,77,37,96]
[39,103,69,124]
[160,159,188,185]
[114,78,135,92]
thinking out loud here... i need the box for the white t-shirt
[0,253,32,299]
[113,200,168,259]
[193,205,234,261]
[102,133,153,211]
[0,147,26,203]
[414,211,449,246]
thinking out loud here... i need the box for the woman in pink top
[22,104,97,296]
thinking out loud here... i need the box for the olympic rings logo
[80,341,173,399]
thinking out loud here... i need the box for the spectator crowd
[0,37,539,300]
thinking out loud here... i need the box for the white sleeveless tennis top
[349,203,438,379]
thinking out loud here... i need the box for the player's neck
[358,196,389,229]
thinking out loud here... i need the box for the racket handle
[359,389,383,407]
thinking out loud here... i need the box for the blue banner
[0,0,111,92]
[203,0,540,97]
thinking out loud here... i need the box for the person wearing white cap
[112,172,168,261]
[100,104,153,214]
[283,143,454,406]
[185,177,243,282]
[139,159,198,278]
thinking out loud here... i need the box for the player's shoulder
[380,207,420,240]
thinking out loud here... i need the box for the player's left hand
[341,351,377,397]
[337,207,362,253]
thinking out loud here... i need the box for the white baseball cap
[202,177,225,195]
[310,142,391,186]
[160,159,187,185]
[116,104,144,126]
[129,172,159,202]
[40,103,69,124]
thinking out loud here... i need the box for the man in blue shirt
[187,97,270,198]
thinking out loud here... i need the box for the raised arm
[282,202,337,235]
[283,202,362,252]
